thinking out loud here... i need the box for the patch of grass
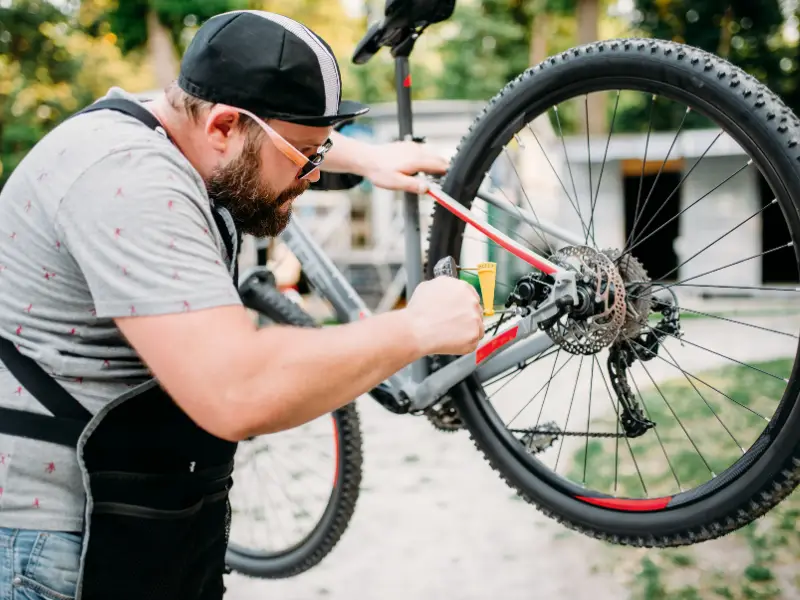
[744,564,774,583]
[634,556,667,600]
[568,358,799,600]
[402,454,420,464]
[673,586,701,600]
[666,551,695,567]
[741,583,781,599]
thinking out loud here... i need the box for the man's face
[206,119,331,238]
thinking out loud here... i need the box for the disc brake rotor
[546,246,627,355]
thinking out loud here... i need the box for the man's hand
[324,131,449,194]
[360,140,449,194]
[405,277,485,356]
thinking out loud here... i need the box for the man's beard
[206,135,310,238]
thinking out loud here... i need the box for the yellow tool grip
[476,262,497,317]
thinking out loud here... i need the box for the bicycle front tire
[225,281,363,576]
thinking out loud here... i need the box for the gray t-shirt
[0,87,242,532]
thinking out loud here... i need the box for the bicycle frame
[278,177,586,411]
[274,43,585,413]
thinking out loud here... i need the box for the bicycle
[225,0,800,579]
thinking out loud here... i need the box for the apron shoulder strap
[72,97,173,143]
[0,337,92,446]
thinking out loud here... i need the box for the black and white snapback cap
[178,10,369,127]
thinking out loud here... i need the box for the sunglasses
[230,106,333,180]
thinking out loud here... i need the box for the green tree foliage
[84,0,245,55]
[0,0,150,188]
[623,0,800,131]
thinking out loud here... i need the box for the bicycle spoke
[627,131,723,254]
[666,283,800,293]
[258,468,291,548]
[594,355,647,495]
[583,358,595,485]
[531,348,562,432]
[636,328,746,453]
[624,339,769,421]
[624,106,691,254]
[506,349,572,430]
[483,347,560,387]
[268,453,330,521]
[525,125,591,243]
[627,94,656,254]
[585,95,595,245]
[627,367,683,491]
[678,307,799,339]
[636,243,794,295]
[555,355,584,471]
[649,325,790,383]
[485,354,538,399]
[269,448,334,484]
[552,105,586,244]
[485,174,557,256]
[621,160,753,262]
[588,90,621,247]
[628,341,717,478]
[468,203,551,256]
[657,199,775,281]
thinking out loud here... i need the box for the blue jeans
[0,528,82,600]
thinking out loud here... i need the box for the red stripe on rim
[426,188,558,275]
[577,495,672,511]
[476,325,519,363]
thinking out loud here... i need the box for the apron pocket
[81,483,231,600]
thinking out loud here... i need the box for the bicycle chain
[509,428,626,439]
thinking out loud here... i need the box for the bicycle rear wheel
[225,280,363,576]
[427,39,800,546]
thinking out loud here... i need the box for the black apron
[0,98,242,600]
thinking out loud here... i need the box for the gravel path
[224,394,629,599]
[224,307,800,600]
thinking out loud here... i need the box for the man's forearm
[321,130,375,175]
[225,309,423,438]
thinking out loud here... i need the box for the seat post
[392,33,428,382]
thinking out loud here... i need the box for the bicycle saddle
[352,0,456,64]
[384,0,456,30]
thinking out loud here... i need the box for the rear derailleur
[607,295,680,437]
[502,271,683,451]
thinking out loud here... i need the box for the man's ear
[205,105,242,153]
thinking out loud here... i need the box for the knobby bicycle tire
[225,282,363,577]
[426,38,800,546]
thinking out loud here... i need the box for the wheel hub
[545,246,627,355]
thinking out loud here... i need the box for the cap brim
[263,100,370,127]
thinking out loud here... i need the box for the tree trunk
[529,12,549,66]
[717,6,733,58]
[146,9,179,89]
[576,0,606,135]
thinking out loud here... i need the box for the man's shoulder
[48,94,207,199]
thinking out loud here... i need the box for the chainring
[425,398,465,432]
[546,246,627,355]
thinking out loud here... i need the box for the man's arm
[116,276,483,441]
[323,130,449,194]
[56,144,483,442]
